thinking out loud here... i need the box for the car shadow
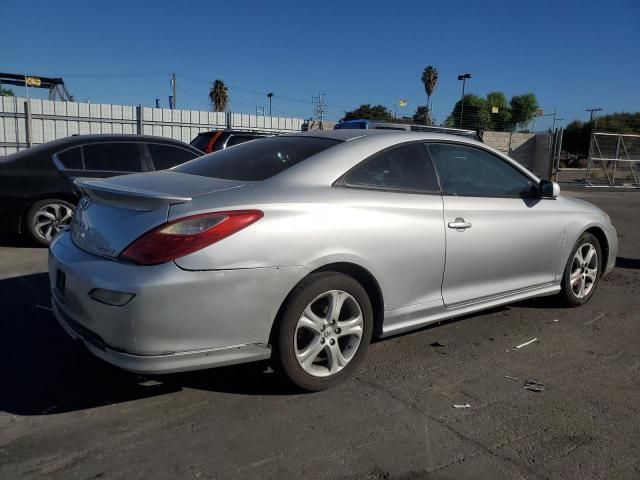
[0,231,40,248]
[0,273,298,416]
[615,257,640,270]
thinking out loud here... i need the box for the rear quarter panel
[171,184,446,311]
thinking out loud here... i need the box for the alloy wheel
[570,242,598,298]
[33,203,74,241]
[294,290,364,377]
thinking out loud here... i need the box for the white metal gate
[586,132,640,188]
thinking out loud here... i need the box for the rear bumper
[48,232,304,374]
[52,296,271,373]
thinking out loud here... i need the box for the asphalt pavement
[1,189,639,480]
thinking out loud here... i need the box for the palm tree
[208,80,229,112]
[420,66,439,120]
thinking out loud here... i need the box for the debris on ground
[35,304,52,311]
[504,375,519,381]
[524,380,545,393]
[548,319,559,324]
[453,403,471,409]
[585,313,606,326]
[514,338,538,350]
[366,467,391,480]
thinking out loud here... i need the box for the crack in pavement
[352,375,549,480]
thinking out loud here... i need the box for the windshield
[174,136,341,181]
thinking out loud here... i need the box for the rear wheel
[560,233,602,307]
[26,199,75,246]
[273,272,373,391]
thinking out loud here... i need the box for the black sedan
[0,134,203,245]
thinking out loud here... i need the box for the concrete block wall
[482,131,552,179]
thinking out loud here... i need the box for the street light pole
[457,73,471,127]
[267,92,273,117]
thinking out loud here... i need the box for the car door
[426,142,567,307]
[145,143,200,170]
[81,142,147,178]
[337,142,445,311]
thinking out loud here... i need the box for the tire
[272,272,373,391]
[560,233,602,307]
[25,199,75,246]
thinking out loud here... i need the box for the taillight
[119,210,263,265]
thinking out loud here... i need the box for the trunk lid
[70,171,247,258]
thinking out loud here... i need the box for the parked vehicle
[334,119,480,140]
[190,129,273,154]
[0,134,203,245]
[49,130,617,391]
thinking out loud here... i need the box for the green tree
[485,91,511,131]
[343,104,394,122]
[596,112,640,134]
[420,66,438,118]
[208,79,229,112]
[1,88,14,97]
[563,112,640,155]
[510,93,539,130]
[445,94,489,130]
[562,120,592,155]
[412,105,433,125]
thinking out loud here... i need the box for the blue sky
[3,0,639,130]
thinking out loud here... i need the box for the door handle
[448,217,472,231]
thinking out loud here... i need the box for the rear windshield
[175,136,340,181]
[190,132,214,152]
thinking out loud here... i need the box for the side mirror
[539,180,560,198]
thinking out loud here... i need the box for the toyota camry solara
[49,130,617,390]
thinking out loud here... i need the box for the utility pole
[312,93,326,130]
[586,107,602,122]
[171,73,177,110]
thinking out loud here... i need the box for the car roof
[0,134,197,162]
[284,128,483,145]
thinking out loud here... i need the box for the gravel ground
[0,189,638,480]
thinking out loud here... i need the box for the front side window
[83,143,144,172]
[342,143,439,193]
[174,136,340,181]
[427,143,534,197]
[147,144,199,170]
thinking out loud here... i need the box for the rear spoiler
[75,178,192,212]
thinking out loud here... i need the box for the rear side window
[147,144,199,170]
[56,147,82,170]
[83,143,144,172]
[427,143,534,197]
[342,143,439,193]
[175,137,340,181]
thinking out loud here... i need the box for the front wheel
[273,272,373,391]
[560,233,602,307]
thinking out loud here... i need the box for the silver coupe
[49,130,617,390]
